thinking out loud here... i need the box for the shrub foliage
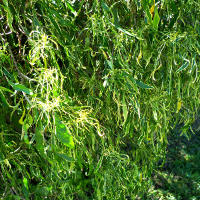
[0,0,200,199]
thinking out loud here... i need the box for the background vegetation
[148,122,200,200]
[0,0,200,199]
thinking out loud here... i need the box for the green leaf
[7,9,14,31]
[112,7,119,26]
[56,153,74,162]
[8,81,33,95]
[0,86,13,93]
[176,62,189,73]
[128,76,153,89]
[55,115,74,148]
[135,80,154,89]
[21,114,33,144]
[26,114,33,126]
[3,0,14,31]
[189,56,196,73]
[22,123,30,144]
[0,90,11,107]
[122,95,128,125]
[66,2,77,16]
[2,0,8,6]
[145,6,152,24]
[22,177,29,199]
[48,10,62,35]
[112,23,143,40]
[2,67,15,81]
[101,2,110,12]
[35,121,45,157]
[153,7,160,30]
[94,156,104,174]
[23,177,29,190]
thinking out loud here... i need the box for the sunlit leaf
[176,99,182,113]
[22,177,29,199]
[122,95,128,125]
[23,177,29,190]
[66,2,77,16]
[153,7,160,30]
[137,49,143,64]
[55,115,74,148]
[19,109,26,125]
[8,81,33,95]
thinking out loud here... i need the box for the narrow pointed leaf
[8,81,33,95]
[35,121,45,157]
[153,7,160,30]
[0,86,13,93]
[122,95,128,125]
[135,80,153,89]
[177,62,189,73]
[66,2,77,16]
[56,153,74,162]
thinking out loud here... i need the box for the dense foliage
[0,0,200,199]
